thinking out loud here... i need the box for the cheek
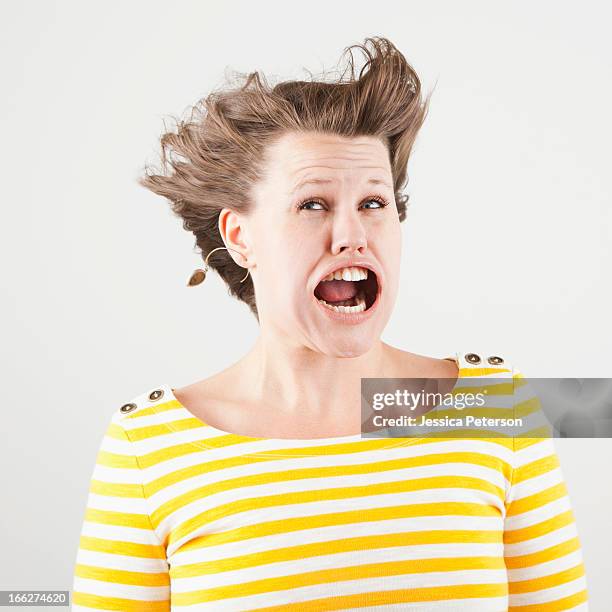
[378,218,402,255]
[379,222,402,292]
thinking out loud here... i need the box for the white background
[1,0,610,608]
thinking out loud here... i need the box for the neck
[237,333,395,421]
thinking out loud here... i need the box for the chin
[319,334,376,359]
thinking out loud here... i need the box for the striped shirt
[72,352,588,610]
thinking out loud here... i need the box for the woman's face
[239,130,402,357]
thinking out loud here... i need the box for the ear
[218,208,252,267]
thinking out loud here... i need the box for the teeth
[322,266,369,282]
[317,291,367,313]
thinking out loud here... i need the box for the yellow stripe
[144,434,415,462]
[170,502,502,555]
[171,504,502,553]
[137,442,205,469]
[514,396,542,415]
[96,450,139,469]
[171,563,507,606]
[504,510,575,544]
[157,473,504,537]
[106,423,128,441]
[145,454,277,495]
[72,591,169,611]
[247,583,508,612]
[192,527,502,553]
[75,563,169,586]
[506,482,568,517]
[509,563,585,594]
[134,433,392,469]
[249,583,508,610]
[508,589,588,610]
[145,450,512,497]
[85,508,152,529]
[122,418,204,442]
[134,435,513,469]
[512,398,542,419]
[460,367,512,377]
[79,535,166,559]
[89,480,144,498]
[513,454,559,484]
[504,537,581,569]
[174,536,503,577]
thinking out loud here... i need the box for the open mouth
[313,266,380,314]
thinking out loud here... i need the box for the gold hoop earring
[187,246,250,286]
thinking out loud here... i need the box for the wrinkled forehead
[257,131,393,194]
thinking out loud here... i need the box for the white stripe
[504,524,579,557]
[97,436,135,455]
[510,467,564,500]
[140,439,513,489]
[162,490,504,554]
[509,575,587,606]
[79,521,160,544]
[171,548,508,590]
[146,460,507,508]
[173,539,503,566]
[504,496,572,530]
[75,549,167,572]
[507,551,584,581]
[171,569,508,608]
[512,439,556,463]
[72,577,169,600]
[343,595,510,611]
[85,494,148,513]
[91,465,142,483]
[170,514,503,559]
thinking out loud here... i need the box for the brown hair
[139,36,432,321]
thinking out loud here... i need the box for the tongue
[316,280,358,303]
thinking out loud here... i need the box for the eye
[361,195,389,209]
[296,195,390,211]
[297,199,326,211]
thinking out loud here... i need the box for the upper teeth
[321,266,369,282]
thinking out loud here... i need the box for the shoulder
[455,350,514,374]
[389,346,514,377]
[113,383,175,423]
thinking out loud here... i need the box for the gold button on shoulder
[487,355,504,365]
[119,402,137,414]
[465,353,481,365]
[148,389,164,402]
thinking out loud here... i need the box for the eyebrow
[290,177,393,195]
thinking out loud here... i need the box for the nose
[330,208,368,255]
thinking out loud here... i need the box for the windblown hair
[139,36,432,321]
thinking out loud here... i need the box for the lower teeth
[317,291,367,313]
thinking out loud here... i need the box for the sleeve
[503,372,589,610]
[72,413,170,611]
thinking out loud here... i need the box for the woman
[72,37,588,610]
